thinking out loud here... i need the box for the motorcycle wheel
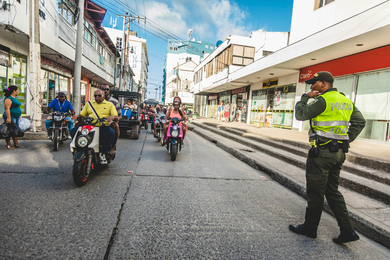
[72,157,89,187]
[53,129,59,151]
[143,121,148,130]
[171,143,178,161]
[160,129,164,146]
[130,125,139,140]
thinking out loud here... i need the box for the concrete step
[192,121,390,206]
[202,122,390,173]
[201,122,390,186]
[189,124,390,249]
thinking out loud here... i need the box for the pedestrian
[217,101,224,122]
[224,102,230,122]
[3,85,24,149]
[289,71,366,244]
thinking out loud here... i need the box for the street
[1,129,389,259]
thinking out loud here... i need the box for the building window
[57,0,75,25]
[174,47,178,51]
[314,0,334,10]
[210,46,214,50]
[205,45,209,49]
[231,45,254,66]
[186,57,192,62]
[116,37,122,51]
[170,47,173,50]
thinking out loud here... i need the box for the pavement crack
[134,174,268,182]
[103,131,148,260]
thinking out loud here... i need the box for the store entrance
[231,92,248,122]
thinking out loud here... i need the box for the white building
[193,0,390,142]
[165,60,198,105]
[163,39,215,105]
[105,28,148,97]
[192,30,289,122]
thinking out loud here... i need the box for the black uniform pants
[304,148,354,232]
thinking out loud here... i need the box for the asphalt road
[0,129,389,259]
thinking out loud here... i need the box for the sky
[99,0,294,99]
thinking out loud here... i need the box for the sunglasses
[173,104,179,106]
[101,88,109,91]
[94,94,102,97]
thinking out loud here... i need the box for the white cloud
[143,0,252,42]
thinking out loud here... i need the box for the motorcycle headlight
[46,116,52,121]
[81,128,90,135]
[131,116,135,119]
[171,130,179,137]
[54,116,62,121]
[77,136,88,148]
[173,125,178,130]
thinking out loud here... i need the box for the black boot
[289,224,317,238]
[333,230,359,244]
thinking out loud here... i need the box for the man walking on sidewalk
[289,71,366,244]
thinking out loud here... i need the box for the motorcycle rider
[153,103,164,137]
[101,85,121,155]
[163,98,187,147]
[44,92,75,139]
[71,89,118,164]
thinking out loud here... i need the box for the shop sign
[41,57,72,78]
[0,46,11,67]
[218,90,230,96]
[262,79,278,88]
[231,86,247,94]
[208,94,218,100]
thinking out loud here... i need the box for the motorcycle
[70,116,116,187]
[166,117,186,161]
[140,109,149,130]
[154,112,166,145]
[46,111,71,151]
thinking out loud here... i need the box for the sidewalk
[191,117,390,165]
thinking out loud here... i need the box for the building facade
[192,0,390,142]
[162,39,214,104]
[0,0,118,117]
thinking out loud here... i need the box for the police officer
[289,71,366,244]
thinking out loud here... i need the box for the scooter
[154,112,166,145]
[70,116,115,187]
[46,111,70,151]
[166,117,186,161]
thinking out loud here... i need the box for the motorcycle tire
[143,121,148,130]
[72,154,89,187]
[53,129,59,151]
[130,125,139,140]
[160,129,164,146]
[171,143,178,161]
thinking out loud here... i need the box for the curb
[191,125,390,249]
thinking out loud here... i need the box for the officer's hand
[107,116,114,122]
[307,90,321,98]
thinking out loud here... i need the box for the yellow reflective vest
[309,91,353,140]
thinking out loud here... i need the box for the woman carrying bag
[3,85,24,149]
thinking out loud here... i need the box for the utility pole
[117,13,146,91]
[175,62,180,97]
[29,0,41,131]
[117,13,127,91]
[73,0,84,114]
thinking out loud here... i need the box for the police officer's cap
[305,71,334,84]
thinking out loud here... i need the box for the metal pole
[118,15,126,91]
[29,0,41,131]
[73,0,84,114]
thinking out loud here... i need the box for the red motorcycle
[140,108,148,130]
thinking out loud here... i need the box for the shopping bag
[19,117,32,131]
[0,123,10,139]
[8,122,24,137]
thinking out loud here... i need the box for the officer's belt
[319,141,344,150]
[309,131,349,140]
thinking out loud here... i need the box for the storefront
[40,57,72,110]
[250,79,296,128]
[0,45,27,116]
[230,86,249,123]
[299,45,390,141]
[207,94,218,118]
